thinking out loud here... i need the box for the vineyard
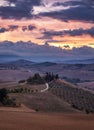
[48,80,94,113]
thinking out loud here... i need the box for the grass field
[0,111,94,130]
[0,80,94,130]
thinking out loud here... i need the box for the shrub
[18,80,26,84]
[0,88,7,102]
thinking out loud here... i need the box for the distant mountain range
[0,59,94,83]
[5,59,35,66]
[0,59,94,70]
[0,53,20,63]
[0,59,57,69]
[62,58,94,64]
[0,41,94,63]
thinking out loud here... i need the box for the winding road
[41,83,49,93]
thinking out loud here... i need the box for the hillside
[0,77,94,130]
[0,79,94,130]
[0,79,81,113]
[49,80,94,113]
[1,77,94,113]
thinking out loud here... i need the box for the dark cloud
[53,1,85,7]
[59,27,93,36]
[53,0,94,7]
[0,27,8,33]
[72,45,94,55]
[38,30,63,40]
[22,26,27,32]
[22,25,36,31]
[40,0,94,23]
[0,0,41,19]
[84,0,94,5]
[8,25,19,31]
[44,30,63,36]
[63,45,70,49]
[64,27,94,37]
[0,41,94,62]
[28,25,36,31]
[0,24,36,33]
[6,0,41,6]
[0,25,18,33]
[39,27,94,40]
[6,0,17,3]
[0,0,93,23]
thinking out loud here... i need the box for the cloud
[0,0,41,19]
[8,25,19,31]
[0,25,19,33]
[72,46,94,56]
[22,26,27,32]
[0,0,93,23]
[46,40,65,43]
[64,27,94,37]
[88,43,94,45]
[0,41,94,62]
[38,29,63,40]
[63,45,70,49]
[28,25,36,31]
[0,0,93,22]
[39,27,94,40]
[1,25,94,37]
[52,1,85,7]
[22,25,36,32]
[0,24,36,33]
[39,0,94,23]
[84,0,94,5]
[0,27,8,33]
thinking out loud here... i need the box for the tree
[18,80,26,84]
[0,88,7,102]
[55,74,59,79]
[27,73,45,84]
[44,72,59,82]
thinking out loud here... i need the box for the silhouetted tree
[27,73,45,84]
[0,88,7,102]
[45,72,59,82]
[55,74,59,79]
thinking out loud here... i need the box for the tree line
[19,72,59,85]
[0,88,19,107]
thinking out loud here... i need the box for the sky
[0,0,94,49]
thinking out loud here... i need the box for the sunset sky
[0,0,94,49]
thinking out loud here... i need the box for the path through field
[41,83,49,93]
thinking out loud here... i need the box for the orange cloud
[0,17,94,49]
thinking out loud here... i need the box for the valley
[0,60,94,130]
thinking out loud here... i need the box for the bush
[0,88,20,107]
[0,88,7,102]
[18,80,26,84]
